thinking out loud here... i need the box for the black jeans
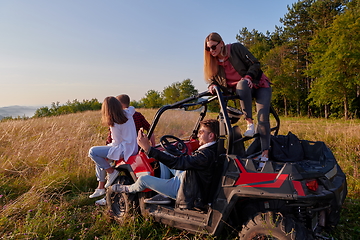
[236,79,272,152]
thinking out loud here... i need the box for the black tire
[106,175,138,220]
[239,211,313,240]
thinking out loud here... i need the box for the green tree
[130,100,143,108]
[162,79,198,105]
[309,0,349,29]
[263,45,299,116]
[280,0,316,116]
[236,28,273,61]
[141,90,163,108]
[33,106,51,118]
[307,0,360,119]
[162,82,181,105]
[178,79,198,100]
[278,0,349,117]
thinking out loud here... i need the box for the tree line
[1,80,198,121]
[32,99,102,118]
[237,0,359,119]
[130,79,199,109]
[1,79,198,121]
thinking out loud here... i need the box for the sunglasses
[205,41,221,51]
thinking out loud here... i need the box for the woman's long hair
[101,96,128,126]
[204,32,228,83]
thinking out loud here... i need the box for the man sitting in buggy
[110,119,219,210]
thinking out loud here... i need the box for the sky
[0,0,297,108]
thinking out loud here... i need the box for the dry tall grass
[0,109,359,239]
[0,111,103,216]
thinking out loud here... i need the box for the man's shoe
[111,184,128,193]
[258,156,268,169]
[144,194,171,204]
[95,197,106,206]
[244,123,255,137]
[89,188,106,198]
[104,170,119,188]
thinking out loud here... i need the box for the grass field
[0,109,359,239]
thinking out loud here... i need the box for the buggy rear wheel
[239,211,313,240]
[106,175,138,220]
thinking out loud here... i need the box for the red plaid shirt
[106,111,150,144]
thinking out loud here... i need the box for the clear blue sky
[0,0,296,107]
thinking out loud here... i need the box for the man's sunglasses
[205,41,221,51]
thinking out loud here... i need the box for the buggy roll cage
[146,86,280,155]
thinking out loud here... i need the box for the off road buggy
[106,86,347,239]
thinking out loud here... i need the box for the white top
[107,106,138,161]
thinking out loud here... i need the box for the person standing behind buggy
[204,32,271,165]
[111,119,219,210]
[88,96,138,200]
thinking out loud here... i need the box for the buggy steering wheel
[160,135,188,156]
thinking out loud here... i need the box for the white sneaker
[95,197,106,206]
[89,188,106,198]
[259,156,268,168]
[104,170,119,188]
[244,123,255,137]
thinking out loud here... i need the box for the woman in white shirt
[88,96,138,199]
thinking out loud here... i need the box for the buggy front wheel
[239,211,313,240]
[106,175,138,220]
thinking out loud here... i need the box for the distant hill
[0,105,41,119]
